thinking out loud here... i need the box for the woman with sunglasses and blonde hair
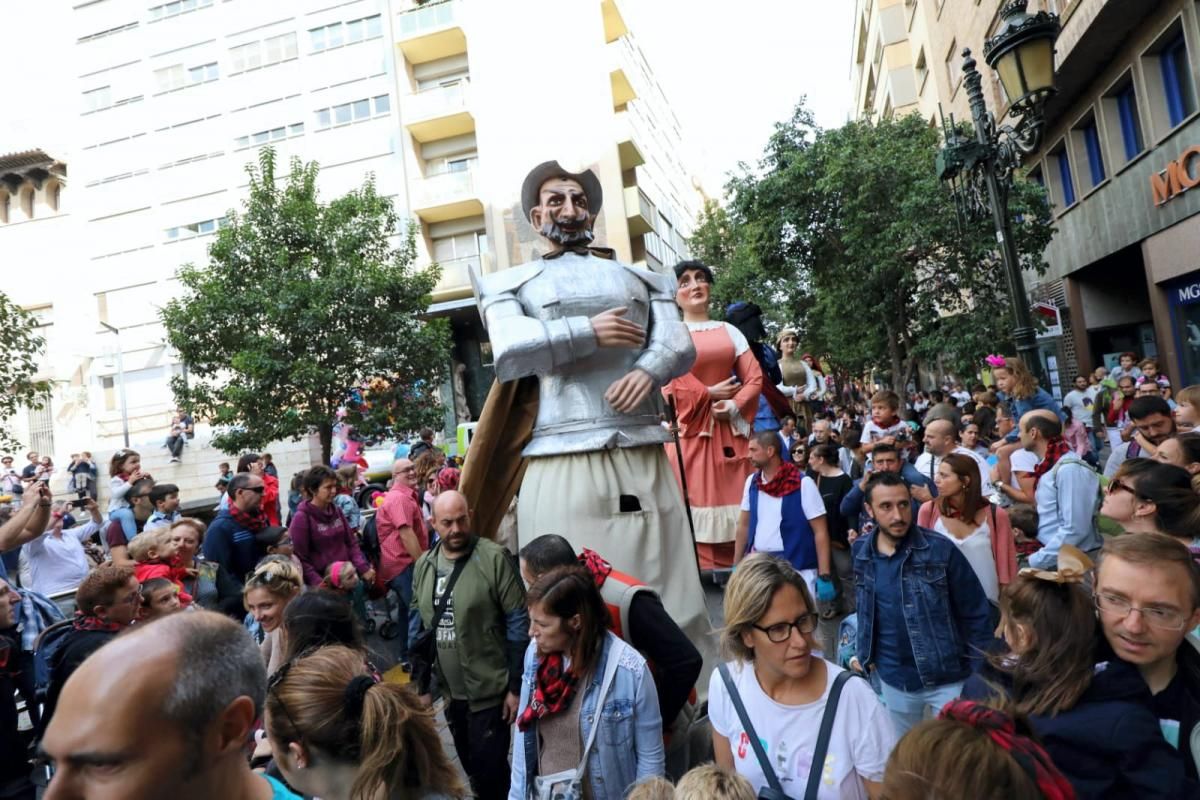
[265,645,465,800]
[244,555,303,674]
[709,553,893,799]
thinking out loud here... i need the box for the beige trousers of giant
[517,445,718,695]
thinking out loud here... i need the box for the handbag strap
[428,540,473,633]
[718,663,786,796]
[803,669,856,800]
[573,637,627,781]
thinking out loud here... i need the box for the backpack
[32,619,74,698]
[360,513,381,566]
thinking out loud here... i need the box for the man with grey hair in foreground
[40,610,302,800]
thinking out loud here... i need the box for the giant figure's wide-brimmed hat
[521,160,603,221]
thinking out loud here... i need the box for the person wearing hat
[777,328,821,430]
[462,160,717,680]
[663,260,763,571]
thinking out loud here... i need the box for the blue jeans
[880,678,964,737]
[386,566,420,661]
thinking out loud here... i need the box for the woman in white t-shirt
[709,554,895,800]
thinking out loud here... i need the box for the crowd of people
[4,282,1200,799]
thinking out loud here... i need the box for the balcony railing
[396,0,466,64]
[431,253,482,295]
[624,185,656,236]
[412,167,481,222]
[405,80,474,142]
[397,0,459,38]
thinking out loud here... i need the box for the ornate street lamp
[937,0,1059,383]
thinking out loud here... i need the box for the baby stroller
[359,511,400,640]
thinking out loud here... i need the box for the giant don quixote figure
[463,161,715,668]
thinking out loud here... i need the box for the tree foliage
[695,100,1055,390]
[161,148,450,463]
[0,295,51,451]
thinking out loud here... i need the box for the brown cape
[458,376,539,540]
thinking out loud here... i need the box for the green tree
[0,295,51,451]
[161,148,450,464]
[716,101,1054,390]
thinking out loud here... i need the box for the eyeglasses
[1095,592,1191,630]
[267,659,303,740]
[753,613,818,643]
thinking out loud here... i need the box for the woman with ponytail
[265,645,466,800]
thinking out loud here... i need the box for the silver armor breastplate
[473,252,695,458]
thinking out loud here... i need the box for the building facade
[1,0,702,465]
[1025,0,1200,389]
[848,0,1082,395]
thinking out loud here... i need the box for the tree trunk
[885,322,905,395]
[318,421,333,466]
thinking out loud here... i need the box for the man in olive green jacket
[413,490,528,800]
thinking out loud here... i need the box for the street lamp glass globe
[994,35,1056,111]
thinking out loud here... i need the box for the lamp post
[936,0,1059,384]
[99,321,130,448]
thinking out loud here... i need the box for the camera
[894,428,911,442]
[70,488,90,509]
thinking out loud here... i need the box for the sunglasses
[1107,478,1147,501]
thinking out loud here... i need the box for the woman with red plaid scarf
[510,566,664,800]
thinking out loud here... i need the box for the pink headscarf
[437,467,461,492]
[328,560,350,589]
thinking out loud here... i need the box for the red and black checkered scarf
[578,548,613,588]
[73,610,123,633]
[228,502,268,532]
[939,701,1076,799]
[1031,436,1071,487]
[758,459,802,498]
[516,652,580,731]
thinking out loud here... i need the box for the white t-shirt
[740,473,827,555]
[861,418,909,464]
[709,660,895,800]
[1063,389,1094,428]
[912,446,996,497]
[22,521,100,596]
[1010,448,1039,489]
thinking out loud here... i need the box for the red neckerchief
[578,548,613,589]
[940,499,965,520]
[516,652,580,732]
[228,502,268,532]
[1031,436,1070,487]
[939,701,1077,800]
[72,611,122,633]
[758,460,802,498]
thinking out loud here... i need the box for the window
[945,39,962,95]
[314,96,390,129]
[83,85,113,112]
[26,403,54,459]
[0,193,9,223]
[1081,120,1106,187]
[235,122,302,149]
[188,62,218,83]
[20,188,34,219]
[309,15,381,52]
[165,216,227,241]
[1049,143,1076,208]
[230,33,297,73]
[915,48,928,94]
[1115,80,1145,161]
[148,0,213,21]
[78,22,138,43]
[1161,33,1196,128]
[1027,166,1044,187]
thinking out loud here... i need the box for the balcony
[411,167,483,223]
[601,0,629,44]
[396,0,466,65]
[624,185,656,236]
[430,253,487,301]
[609,37,638,108]
[405,80,475,143]
[614,110,645,170]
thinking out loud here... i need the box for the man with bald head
[1020,409,1101,570]
[40,610,300,800]
[376,457,428,669]
[913,417,994,497]
[411,490,528,800]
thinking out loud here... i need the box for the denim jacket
[509,632,665,800]
[1000,388,1067,442]
[852,524,992,688]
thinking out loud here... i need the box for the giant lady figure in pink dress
[664,260,763,569]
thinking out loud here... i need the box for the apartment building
[0,0,702,462]
[397,0,702,419]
